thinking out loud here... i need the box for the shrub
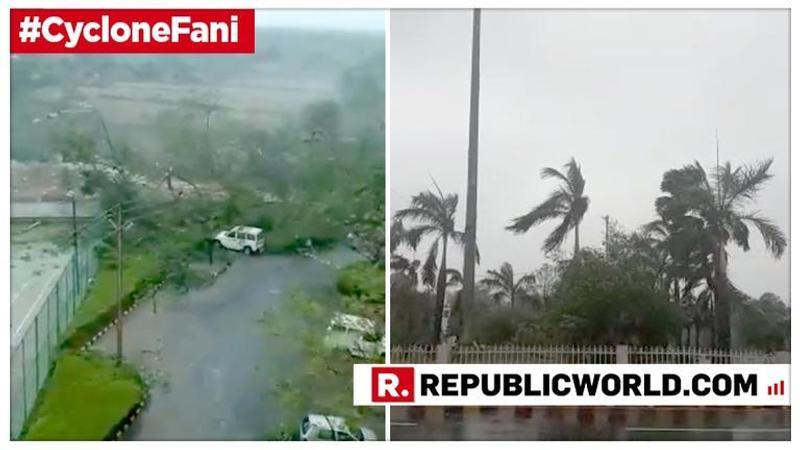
[337,261,384,303]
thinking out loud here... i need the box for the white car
[213,226,265,255]
[299,414,377,441]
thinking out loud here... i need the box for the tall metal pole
[115,204,123,363]
[461,9,481,343]
[603,215,610,257]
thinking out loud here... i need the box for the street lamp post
[462,9,482,343]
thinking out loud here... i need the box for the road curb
[108,388,149,441]
[80,285,161,352]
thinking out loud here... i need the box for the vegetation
[479,262,536,308]
[264,276,384,439]
[734,292,790,351]
[393,183,468,343]
[507,158,589,257]
[392,156,788,351]
[13,24,385,441]
[540,249,681,345]
[23,352,143,440]
[62,251,159,349]
[264,257,386,439]
[337,261,385,304]
[654,159,787,347]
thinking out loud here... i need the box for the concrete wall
[11,200,100,220]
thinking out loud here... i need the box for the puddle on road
[93,246,379,440]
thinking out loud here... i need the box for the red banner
[10,9,255,54]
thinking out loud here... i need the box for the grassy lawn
[62,251,159,348]
[23,352,144,440]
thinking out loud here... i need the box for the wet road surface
[95,247,377,440]
[391,406,790,440]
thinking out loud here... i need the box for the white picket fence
[391,344,438,363]
[390,344,789,364]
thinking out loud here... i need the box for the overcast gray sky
[390,9,789,301]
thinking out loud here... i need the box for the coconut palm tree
[394,183,468,343]
[390,219,422,288]
[390,254,420,289]
[479,262,536,308]
[507,157,589,257]
[656,159,786,347]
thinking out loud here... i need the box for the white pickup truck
[213,226,265,255]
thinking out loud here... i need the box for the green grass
[264,292,384,439]
[61,251,160,349]
[23,352,144,441]
[336,261,385,303]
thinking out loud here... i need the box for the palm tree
[394,183,468,343]
[656,159,786,347]
[390,254,420,289]
[390,219,423,289]
[507,157,589,257]
[643,212,713,304]
[479,262,536,308]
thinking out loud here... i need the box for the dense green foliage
[542,250,681,345]
[337,261,385,304]
[734,292,790,351]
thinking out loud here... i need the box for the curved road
[94,246,380,440]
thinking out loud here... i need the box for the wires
[71,196,185,241]
[93,197,190,243]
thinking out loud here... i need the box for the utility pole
[603,215,610,257]
[115,204,124,363]
[96,110,117,162]
[461,8,481,343]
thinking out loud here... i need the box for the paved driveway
[94,246,379,440]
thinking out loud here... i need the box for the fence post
[46,293,52,353]
[615,344,628,364]
[34,317,40,389]
[55,282,61,336]
[21,339,28,417]
[435,342,451,363]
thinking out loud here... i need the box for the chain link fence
[10,219,103,439]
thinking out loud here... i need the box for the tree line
[391,157,788,350]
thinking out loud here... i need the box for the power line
[70,197,182,241]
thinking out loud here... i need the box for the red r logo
[372,367,415,402]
